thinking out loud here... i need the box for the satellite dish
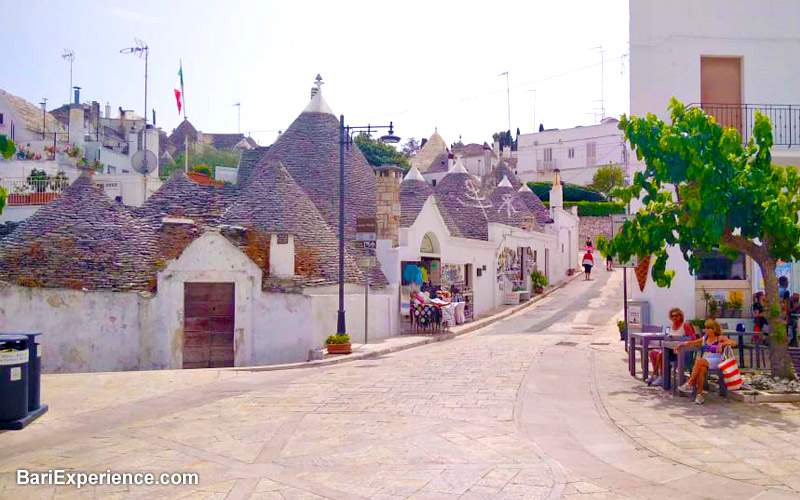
[131,149,158,175]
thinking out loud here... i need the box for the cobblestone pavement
[3,270,800,499]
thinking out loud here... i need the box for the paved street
[3,270,800,499]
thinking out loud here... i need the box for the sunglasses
[670,314,682,318]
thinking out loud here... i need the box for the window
[568,148,575,159]
[0,113,4,125]
[586,142,596,167]
[544,148,553,161]
[431,179,437,187]
[696,249,746,280]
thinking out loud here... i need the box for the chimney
[549,169,564,215]
[483,142,492,175]
[376,166,402,247]
[73,86,81,105]
[91,101,100,130]
[269,234,295,278]
[105,102,111,119]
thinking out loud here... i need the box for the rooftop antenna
[591,46,605,120]
[120,38,150,178]
[61,49,75,106]
[233,102,241,134]
[498,71,511,133]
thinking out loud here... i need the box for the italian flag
[174,63,184,114]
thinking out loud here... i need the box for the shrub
[326,333,351,345]
[542,201,625,216]
[527,182,606,202]
[530,269,548,290]
[193,165,212,176]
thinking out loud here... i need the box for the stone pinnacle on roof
[403,166,425,182]
[498,175,513,188]
[518,183,533,193]
[303,83,335,115]
[447,157,469,174]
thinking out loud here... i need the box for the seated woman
[677,319,737,404]
[647,308,696,386]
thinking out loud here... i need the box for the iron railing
[1,177,162,206]
[1,179,68,206]
[690,103,800,147]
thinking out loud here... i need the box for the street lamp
[120,39,149,175]
[336,116,400,337]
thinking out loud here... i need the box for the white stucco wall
[215,166,238,184]
[0,285,153,373]
[159,230,262,369]
[0,205,40,223]
[252,292,315,365]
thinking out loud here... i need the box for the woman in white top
[647,308,697,386]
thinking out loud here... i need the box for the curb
[236,271,583,373]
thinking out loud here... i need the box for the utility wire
[353,54,625,122]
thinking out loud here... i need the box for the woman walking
[582,250,594,281]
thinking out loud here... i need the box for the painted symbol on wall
[458,178,492,221]
[497,193,518,218]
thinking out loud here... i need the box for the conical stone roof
[518,184,553,225]
[0,174,159,290]
[400,167,434,228]
[223,160,365,286]
[412,130,448,172]
[251,92,377,242]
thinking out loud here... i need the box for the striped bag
[718,346,743,391]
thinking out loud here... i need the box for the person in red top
[582,250,594,280]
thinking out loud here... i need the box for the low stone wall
[580,216,612,248]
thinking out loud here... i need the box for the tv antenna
[233,102,241,134]
[120,39,150,177]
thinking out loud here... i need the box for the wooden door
[183,283,235,369]
[701,56,742,134]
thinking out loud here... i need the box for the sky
[2,0,630,149]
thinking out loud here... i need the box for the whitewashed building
[515,118,630,186]
[629,0,800,323]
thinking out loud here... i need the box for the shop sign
[357,256,377,269]
[354,241,376,249]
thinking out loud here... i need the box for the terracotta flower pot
[327,343,352,355]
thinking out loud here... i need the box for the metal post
[365,267,369,345]
[623,267,628,342]
[143,48,148,177]
[337,115,347,335]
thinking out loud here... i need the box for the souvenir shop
[400,257,475,327]
[497,245,536,304]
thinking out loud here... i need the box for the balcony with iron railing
[1,177,162,206]
[690,103,800,147]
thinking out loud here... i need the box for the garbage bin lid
[0,334,29,342]
[0,331,42,337]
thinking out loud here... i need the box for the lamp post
[336,116,400,336]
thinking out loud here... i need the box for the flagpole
[181,59,188,173]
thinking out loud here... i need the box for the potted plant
[708,299,719,318]
[729,297,743,318]
[326,333,352,354]
[530,270,548,294]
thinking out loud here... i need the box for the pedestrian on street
[586,239,593,253]
[582,250,594,281]
[606,254,613,271]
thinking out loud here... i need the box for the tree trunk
[759,259,794,378]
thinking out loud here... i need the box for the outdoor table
[628,329,666,380]
[661,340,695,391]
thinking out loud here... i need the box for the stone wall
[580,216,613,248]
[376,170,401,246]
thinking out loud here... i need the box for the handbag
[718,345,743,391]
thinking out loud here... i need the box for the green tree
[601,99,800,377]
[167,147,241,179]
[590,164,625,197]
[402,137,421,156]
[0,135,15,159]
[492,130,517,151]
[0,185,6,216]
[354,134,409,170]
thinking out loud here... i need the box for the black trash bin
[0,332,43,411]
[0,335,30,422]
